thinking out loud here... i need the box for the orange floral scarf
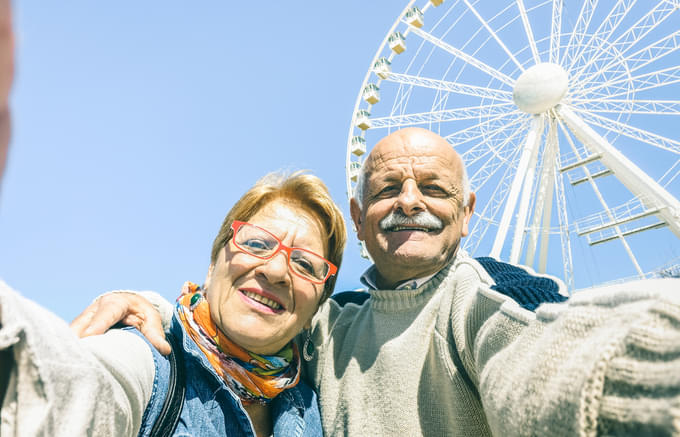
[176,282,300,405]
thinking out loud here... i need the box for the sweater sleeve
[0,281,155,436]
[473,278,680,436]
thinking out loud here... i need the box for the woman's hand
[70,292,171,355]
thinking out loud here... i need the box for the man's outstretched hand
[70,292,171,355]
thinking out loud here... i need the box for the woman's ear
[204,263,215,290]
[304,308,319,331]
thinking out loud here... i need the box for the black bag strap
[149,332,186,437]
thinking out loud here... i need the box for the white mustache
[379,210,443,231]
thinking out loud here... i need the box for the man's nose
[395,179,425,215]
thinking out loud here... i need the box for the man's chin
[383,229,434,246]
[386,244,442,266]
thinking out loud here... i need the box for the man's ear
[350,198,365,241]
[461,192,476,237]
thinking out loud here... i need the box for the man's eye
[377,186,399,196]
[422,185,447,196]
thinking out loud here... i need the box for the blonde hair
[210,171,346,302]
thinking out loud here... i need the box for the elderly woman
[0,171,346,437]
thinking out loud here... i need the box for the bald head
[349,127,476,288]
[354,128,469,208]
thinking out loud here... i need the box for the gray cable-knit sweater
[304,250,680,436]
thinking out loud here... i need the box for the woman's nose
[256,250,291,284]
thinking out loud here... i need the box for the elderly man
[303,127,567,435]
[75,126,680,436]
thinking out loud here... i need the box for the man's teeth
[243,291,282,310]
[391,225,430,232]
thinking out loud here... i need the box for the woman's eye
[243,238,273,252]
[292,256,316,275]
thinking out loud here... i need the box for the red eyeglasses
[230,220,337,284]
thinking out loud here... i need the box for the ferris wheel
[346,0,680,290]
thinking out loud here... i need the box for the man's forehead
[371,155,449,174]
[367,144,459,179]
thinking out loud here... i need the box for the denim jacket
[134,312,322,437]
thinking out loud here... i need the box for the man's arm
[472,278,680,436]
[0,336,11,409]
[71,291,173,355]
[0,282,155,435]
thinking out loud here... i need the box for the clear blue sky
[0,1,403,320]
[2,2,678,320]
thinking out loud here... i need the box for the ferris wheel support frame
[557,104,680,239]
[491,115,545,259]
[510,117,545,264]
[526,116,559,272]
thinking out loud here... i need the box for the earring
[303,329,315,361]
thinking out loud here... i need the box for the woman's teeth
[243,290,282,310]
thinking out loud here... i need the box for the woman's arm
[0,281,155,436]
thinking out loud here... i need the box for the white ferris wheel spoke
[549,0,563,63]
[368,102,514,129]
[466,154,521,255]
[460,0,525,71]
[572,107,680,155]
[660,158,680,187]
[569,1,679,88]
[467,119,531,191]
[458,117,525,163]
[574,64,680,100]
[562,0,598,70]
[446,110,526,146]
[378,71,513,101]
[593,29,680,89]
[570,98,680,116]
[407,25,515,87]
[565,0,638,75]
[515,0,540,64]
[451,114,527,158]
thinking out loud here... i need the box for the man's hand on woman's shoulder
[70,292,171,355]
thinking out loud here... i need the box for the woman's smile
[239,287,285,313]
[206,200,327,354]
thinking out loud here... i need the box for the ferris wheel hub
[513,63,569,115]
